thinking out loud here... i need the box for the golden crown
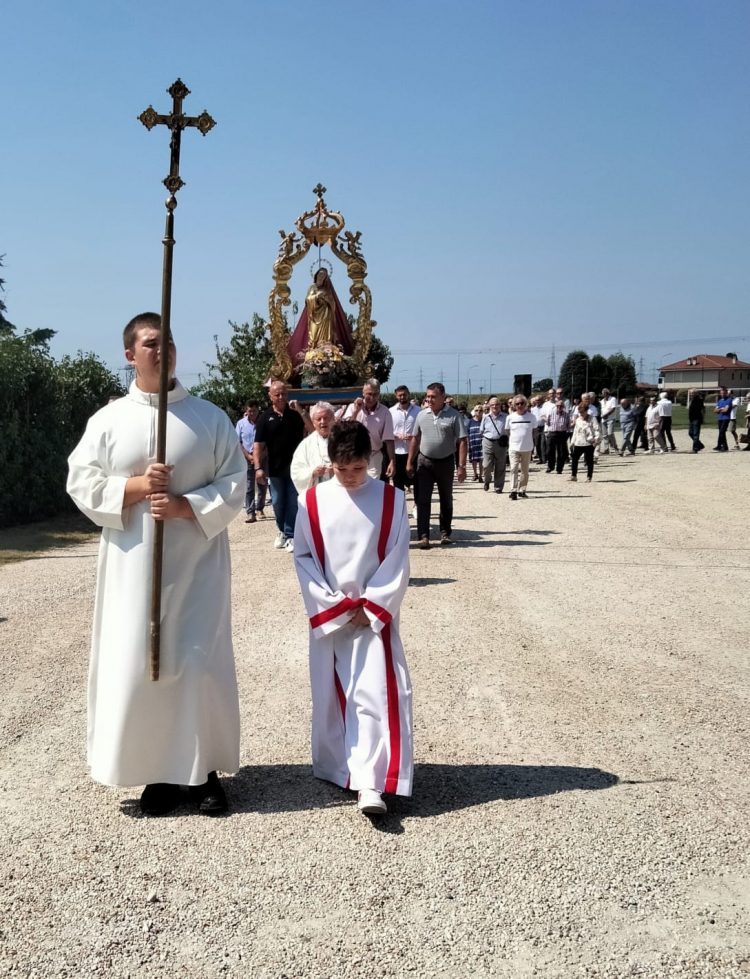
[295,183,345,247]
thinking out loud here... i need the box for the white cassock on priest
[67,316,245,797]
[294,473,413,803]
[290,401,335,496]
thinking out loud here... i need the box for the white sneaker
[274,532,286,549]
[357,789,387,815]
[284,537,294,553]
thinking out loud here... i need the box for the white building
[658,354,750,396]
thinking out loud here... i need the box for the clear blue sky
[2,0,749,394]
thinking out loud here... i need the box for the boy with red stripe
[293,421,413,816]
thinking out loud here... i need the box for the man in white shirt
[646,396,667,453]
[389,385,420,491]
[657,392,676,451]
[599,388,619,454]
[506,395,536,499]
[730,390,741,449]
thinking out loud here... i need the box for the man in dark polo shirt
[254,380,306,552]
[406,382,467,549]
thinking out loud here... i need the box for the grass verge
[0,513,97,567]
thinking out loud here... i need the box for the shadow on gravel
[448,531,552,548]
[209,762,620,835]
[595,479,638,484]
[369,763,619,833]
[409,577,457,587]
[120,763,620,827]
[524,492,584,499]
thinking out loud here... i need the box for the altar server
[293,421,413,815]
[67,312,245,816]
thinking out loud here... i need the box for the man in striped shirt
[544,400,571,474]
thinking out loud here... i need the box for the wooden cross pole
[138,79,216,681]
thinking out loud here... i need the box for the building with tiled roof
[658,354,750,393]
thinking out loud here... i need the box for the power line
[390,335,749,356]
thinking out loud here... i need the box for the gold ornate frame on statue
[267,184,374,381]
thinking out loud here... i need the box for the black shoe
[509,491,518,500]
[440,533,453,545]
[188,771,228,816]
[519,492,528,499]
[418,536,431,550]
[483,483,490,491]
[140,782,182,816]
[494,488,502,493]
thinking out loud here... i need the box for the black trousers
[631,418,648,451]
[392,454,413,491]
[415,453,455,539]
[545,431,569,472]
[661,416,675,449]
[571,444,594,479]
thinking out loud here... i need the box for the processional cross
[138,79,216,681]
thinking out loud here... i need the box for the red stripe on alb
[382,623,401,794]
[334,667,350,789]
[363,599,392,624]
[306,486,325,569]
[377,483,395,561]
[334,668,346,722]
[310,596,360,629]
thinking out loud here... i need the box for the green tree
[532,376,553,394]
[588,354,611,394]
[56,352,124,442]
[557,350,590,398]
[346,315,393,385]
[606,352,637,397]
[0,265,123,526]
[364,333,394,385]
[190,314,274,418]
[0,254,16,335]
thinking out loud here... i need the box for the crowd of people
[66,314,748,823]
[457,384,749,490]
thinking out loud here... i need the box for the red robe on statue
[287,273,355,376]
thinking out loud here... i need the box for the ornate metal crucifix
[138,79,216,681]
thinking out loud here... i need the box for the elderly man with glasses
[479,397,509,493]
[506,395,536,499]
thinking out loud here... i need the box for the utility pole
[419,367,424,390]
[549,345,557,386]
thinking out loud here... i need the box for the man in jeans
[236,401,260,523]
[254,380,306,551]
[714,387,733,452]
[407,382,467,549]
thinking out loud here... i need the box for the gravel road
[1,448,748,978]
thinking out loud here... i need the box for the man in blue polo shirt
[713,387,733,452]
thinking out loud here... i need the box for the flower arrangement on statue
[298,343,357,387]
